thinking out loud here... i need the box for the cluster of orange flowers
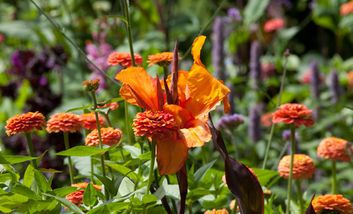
[65,182,102,206]
[5,104,122,147]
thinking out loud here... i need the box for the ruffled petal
[180,120,211,148]
[185,65,230,119]
[115,67,159,111]
[156,133,188,175]
[191,36,206,67]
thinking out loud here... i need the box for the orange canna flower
[317,137,352,162]
[347,70,353,89]
[340,1,353,16]
[5,112,45,136]
[147,52,174,66]
[312,194,353,214]
[116,35,230,175]
[261,112,273,127]
[204,209,229,214]
[85,127,122,147]
[46,113,83,133]
[272,103,314,127]
[80,113,105,130]
[278,154,315,180]
[264,18,285,33]
[107,52,142,67]
[66,182,101,206]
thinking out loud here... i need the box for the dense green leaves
[57,146,108,156]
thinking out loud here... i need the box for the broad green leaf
[244,0,270,24]
[42,193,84,214]
[53,186,78,197]
[142,194,158,204]
[193,159,217,183]
[107,163,138,181]
[27,199,61,214]
[83,183,97,207]
[12,184,41,200]
[0,155,37,164]
[57,146,108,156]
[23,164,35,187]
[252,168,280,186]
[34,170,52,193]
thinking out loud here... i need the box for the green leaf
[0,155,38,164]
[42,193,84,214]
[26,199,61,214]
[12,184,41,200]
[244,0,270,24]
[53,186,78,197]
[66,104,92,112]
[107,163,138,181]
[142,194,158,204]
[193,159,217,183]
[34,170,52,193]
[23,165,35,187]
[57,146,108,156]
[252,168,280,186]
[83,183,97,207]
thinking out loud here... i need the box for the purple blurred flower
[227,7,241,21]
[212,17,226,81]
[248,104,262,143]
[282,129,299,142]
[249,41,262,90]
[328,70,341,104]
[9,50,35,75]
[85,41,112,72]
[216,113,244,130]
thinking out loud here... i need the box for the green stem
[296,180,304,214]
[286,126,296,214]
[83,128,94,184]
[63,132,75,185]
[24,133,37,169]
[332,160,337,194]
[262,51,289,169]
[123,0,136,66]
[146,140,156,194]
[124,101,132,145]
[91,92,106,178]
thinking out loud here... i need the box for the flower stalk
[146,140,156,194]
[286,125,296,214]
[63,132,75,185]
[24,132,37,169]
[295,180,304,214]
[332,160,337,194]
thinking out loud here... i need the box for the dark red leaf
[170,42,179,105]
[155,75,164,110]
[305,194,316,214]
[209,115,264,214]
[177,164,187,214]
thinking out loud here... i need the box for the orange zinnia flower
[317,137,352,162]
[278,154,315,180]
[85,127,122,147]
[261,112,273,127]
[272,103,314,127]
[340,1,353,16]
[147,52,174,66]
[107,52,142,67]
[264,18,285,33]
[116,36,230,175]
[5,112,45,136]
[80,113,105,130]
[347,70,353,89]
[204,209,229,214]
[46,113,83,133]
[312,194,353,214]
[66,182,101,206]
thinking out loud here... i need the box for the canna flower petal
[156,133,188,175]
[191,36,206,67]
[185,65,231,119]
[116,67,160,111]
